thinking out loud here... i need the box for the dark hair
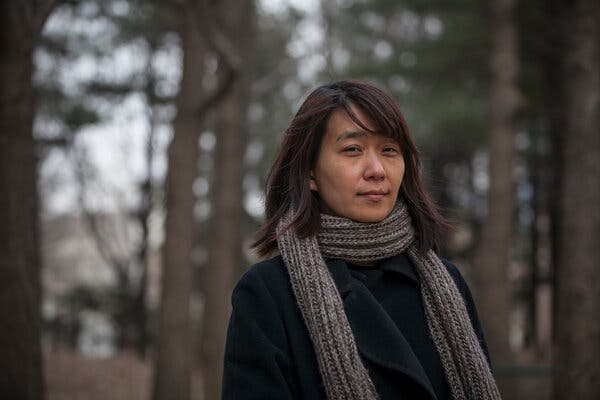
[253,79,448,256]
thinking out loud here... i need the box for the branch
[33,0,58,36]
[196,64,237,115]
[194,0,243,71]
[71,147,130,284]
[189,0,243,115]
[36,136,69,148]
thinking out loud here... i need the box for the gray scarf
[276,199,501,400]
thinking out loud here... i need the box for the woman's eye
[383,147,399,153]
[343,146,361,153]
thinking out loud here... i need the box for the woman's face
[310,105,405,222]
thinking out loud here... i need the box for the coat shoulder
[438,257,493,367]
[237,254,287,283]
[438,258,478,329]
[232,255,290,302]
[439,258,469,293]
[245,254,287,278]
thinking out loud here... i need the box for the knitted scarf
[276,199,501,400]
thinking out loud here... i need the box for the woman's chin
[347,206,395,223]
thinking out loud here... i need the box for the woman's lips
[358,191,387,202]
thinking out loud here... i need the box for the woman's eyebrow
[336,130,366,142]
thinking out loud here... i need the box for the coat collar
[326,256,437,400]
[375,253,419,283]
[326,253,419,294]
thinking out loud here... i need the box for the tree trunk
[132,37,161,359]
[474,0,519,384]
[535,0,565,346]
[199,1,254,399]
[0,2,55,398]
[553,1,600,399]
[152,4,206,400]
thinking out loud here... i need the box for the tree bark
[199,1,254,399]
[474,0,520,381]
[0,2,55,399]
[553,1,600,399]
[151,4,206,400]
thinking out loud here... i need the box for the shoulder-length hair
[252,79,448,257]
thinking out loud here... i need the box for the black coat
[222,254,490,400]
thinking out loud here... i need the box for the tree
[151,0,241,398]
[472,0,520,376]
[199,1,255,398]
[553,0,600,399]
[151,4,206,399]
[0,1,56,398]
[517,0,565,353]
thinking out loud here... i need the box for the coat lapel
[326,259,438,400]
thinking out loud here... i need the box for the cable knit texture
[276,199,501,400]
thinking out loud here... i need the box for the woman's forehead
[324,107,396,141]
[326,106,375,132]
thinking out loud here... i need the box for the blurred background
[1,0,598,399]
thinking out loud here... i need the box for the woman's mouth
[358,191,388,202]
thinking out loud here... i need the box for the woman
[222,80,501,400]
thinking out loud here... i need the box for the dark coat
[222,254,490,400]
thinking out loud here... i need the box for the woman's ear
[309,172,318,191]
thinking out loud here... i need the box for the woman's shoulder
[438,257,479,312]
[438,256,492,365]
[440,257,458,273]
[240,254,287,282]
[437,257,477,305]
[232,255,290,300]
[439,258,467,286]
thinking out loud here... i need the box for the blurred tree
[152,0,241,398]
[0,1,56,398]
[473,0,520,380]
[151,3,205,399]
[199,1,255,398]
[553,0,600,399]
[132,37,160,357]
[518,0,565,353]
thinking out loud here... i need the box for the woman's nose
[363,154,386,181]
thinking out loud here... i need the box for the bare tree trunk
[474,0,520,385]
[132,37,161,358]
[132,103,154,359]
[199,1,254,399]
[152,0,242,397]
[152,5,206,400]
[0,2,55,398]
[553,1,600,399]
[525,158,539,348]
[537,0,566,346]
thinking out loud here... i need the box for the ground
[44,348,550,400]
[44,349,204,400]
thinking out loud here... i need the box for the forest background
[1,0,598,399]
